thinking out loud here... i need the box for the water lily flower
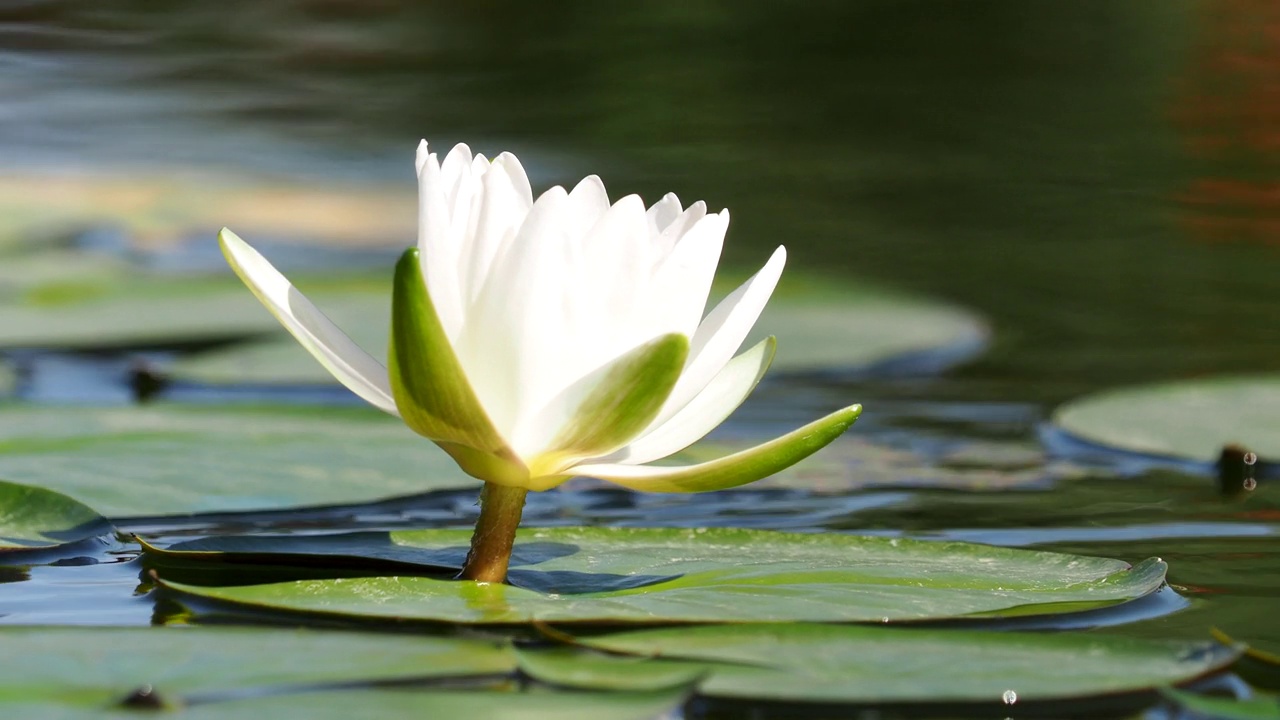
[220,141,859,581]
[221,140,858,494]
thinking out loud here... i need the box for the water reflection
[1175,0,1280,245]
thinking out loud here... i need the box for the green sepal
[528,333,689,484]
[388,248,522,478]
[575,404,862,493]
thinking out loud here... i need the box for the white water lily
[220,141,859,493]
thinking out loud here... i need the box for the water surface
[1,1,1278,715]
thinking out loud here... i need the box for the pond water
[1,0,1278,716]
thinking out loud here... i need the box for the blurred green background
[4,0,1276,403]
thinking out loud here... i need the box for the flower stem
[459,482,528,583]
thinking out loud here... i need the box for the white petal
[454,186,574,443]
[578,194,657,358]
[218,229,398,416]
[414,140,430,176]
[494,151,533,209]
[654,200,708,258]
[646,192,683,234]
[440,144,476,234]
[605,336,774,465]
[439,142,473,192]
[461,159,534,311]
[566,175,610,241]
[649,245,786,429]
[417,149,466,343]
[645,209,727,338]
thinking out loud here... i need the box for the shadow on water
[0,566,30,584]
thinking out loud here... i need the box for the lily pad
[1162,689,1280,720]
[0,404,474,517]
[0,269,389,351]
[0,250,133,299]
[515,648,709,693]
[152,527,1166,624]
[524,624,1238,705]
[0,627,686,719]
[747,272,988,374]
[0,479,114,554]
[195,688,689,720]
[167,271,987,385]
[0,625,514,709]
[1052,375,1280,464]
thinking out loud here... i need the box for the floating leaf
[745,272,988,374]
[1052,375,1280,464]
[0,268,389,351]
[0,405,474,517]
[0,625,513,709]
[1161,689,1280,720]
[153,527,1166,624]
[188,688,689,720]
[0,623,686,719]
[528,624,1238,705]
[514,648,708,693]
[0,479,114,555]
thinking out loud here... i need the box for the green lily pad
[0,625,514,709]
[0,479,114,554]
[1162,689,1280,720]
[0,625,687,720]
[747,272,988,374]
[0,622,686,719]
[0,268,389,351]
[515,648,709,693]
[0,404,473,517]
[198,688,688,720]
[152,527,1166,624]
[1052,375,1280,463]
[168,271,987,385]
[524,624,1238,705]
[0,250,133,300]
